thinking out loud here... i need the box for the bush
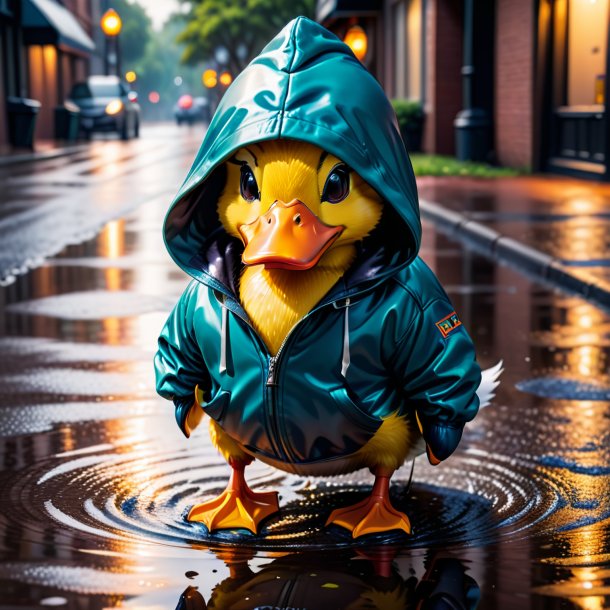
[391,99,424,152]
[391,99,424,130]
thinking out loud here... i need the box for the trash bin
[54,101,81,141]
[454,108,492,163]
[7,96,41,149]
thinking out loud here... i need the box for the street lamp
[202,69,218,88]
[343,25,368,62]
[453,0,491,161]
[100,9,122,76]
[125,71,136,84]
[219,71,232,87]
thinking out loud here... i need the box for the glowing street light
[202,69,218,88]
[101,9,122,76]
[148,91,160,104]
[100,9,122,36]
[125,71,136,83]
[219,71,232,86]
[343,25,368,62]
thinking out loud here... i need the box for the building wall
[495,0,535,168]
[28,45,58,140]
[423,0,463,155]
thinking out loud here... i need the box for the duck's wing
[476,360,504,409]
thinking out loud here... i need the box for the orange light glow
[344,25,368,61]
[219,71,233,86]
[125,71,137,83]
[101,9,122,36]
[202,69,218,88]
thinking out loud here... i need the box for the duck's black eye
[240,165,259,202]
[322,164,350,204]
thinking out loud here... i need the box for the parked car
[68,75,140,140]
[174,95,209,125]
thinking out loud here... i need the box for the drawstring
[219,304,227,374]
[341,297,351,378]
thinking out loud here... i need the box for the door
[539,0,610,178]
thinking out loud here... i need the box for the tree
[176,0,316,74]
[132,17,209,120]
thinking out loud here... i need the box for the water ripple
[2,438,594,554]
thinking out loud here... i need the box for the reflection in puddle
[176,551,480,610]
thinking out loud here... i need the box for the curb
[0,144,89,167]
[419,199,610,312]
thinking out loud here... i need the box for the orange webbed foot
[325,472,411,538]
[187,460,279,534]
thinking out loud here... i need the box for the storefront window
[406,0,423,100]
[568,0,608,106]
[391,0,424,101]
[392,1,406,97]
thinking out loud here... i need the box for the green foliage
[132,18,209,118]
[108,0,151,66]
[410,154,522,178]
[391,99,424,131]
[177,0,316,72]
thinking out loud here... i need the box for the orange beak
[238,199,344,270]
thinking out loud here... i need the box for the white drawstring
[341,297,351,378]
[219,304,227,374]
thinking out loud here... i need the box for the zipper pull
[267,356,278,386]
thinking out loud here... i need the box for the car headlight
[105,99,124,115]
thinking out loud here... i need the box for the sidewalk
[0,141,89,167]
[417,175,610,311]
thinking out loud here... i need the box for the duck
[155,17,496,538]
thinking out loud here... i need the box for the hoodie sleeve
[154,280,209,436]
[391,297,481,463]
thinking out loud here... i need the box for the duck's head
[217,140,383,273]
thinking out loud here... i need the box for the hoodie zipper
[267,296,351,386]
[219,291,353,463]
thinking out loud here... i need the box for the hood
[164,17,421,300]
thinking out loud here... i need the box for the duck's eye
[240,165,259,202]
[322,164,350,204]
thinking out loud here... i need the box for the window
[391,0,424,101]
[567,0,608,106]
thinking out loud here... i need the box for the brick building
[0,0,97,147]
[318,0,610,181]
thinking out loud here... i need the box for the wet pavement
[418,177,610,307]
[0,125,609,608]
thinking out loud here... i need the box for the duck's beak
[239,199,344,270]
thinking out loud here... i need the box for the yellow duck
[187,140,419,536]
[155,18,492,539]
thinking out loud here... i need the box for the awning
[316,0,380,24]
[22,0,95,54]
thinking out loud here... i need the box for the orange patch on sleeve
[435,311,462,338]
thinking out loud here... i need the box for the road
[0,123,608,609]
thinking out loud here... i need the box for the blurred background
[1,0,609,178]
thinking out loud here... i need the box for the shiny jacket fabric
[154,17,481,467]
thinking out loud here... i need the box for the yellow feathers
[209,417,251,464]
[353,413,415,472]
[216,139,383,355]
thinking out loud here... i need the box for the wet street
[0,123,609,609]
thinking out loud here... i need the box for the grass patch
[410,154,522,178]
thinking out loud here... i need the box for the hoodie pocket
[201,389,231,423]
[330,387,381,433]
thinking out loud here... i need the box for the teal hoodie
[154,17,481,470]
